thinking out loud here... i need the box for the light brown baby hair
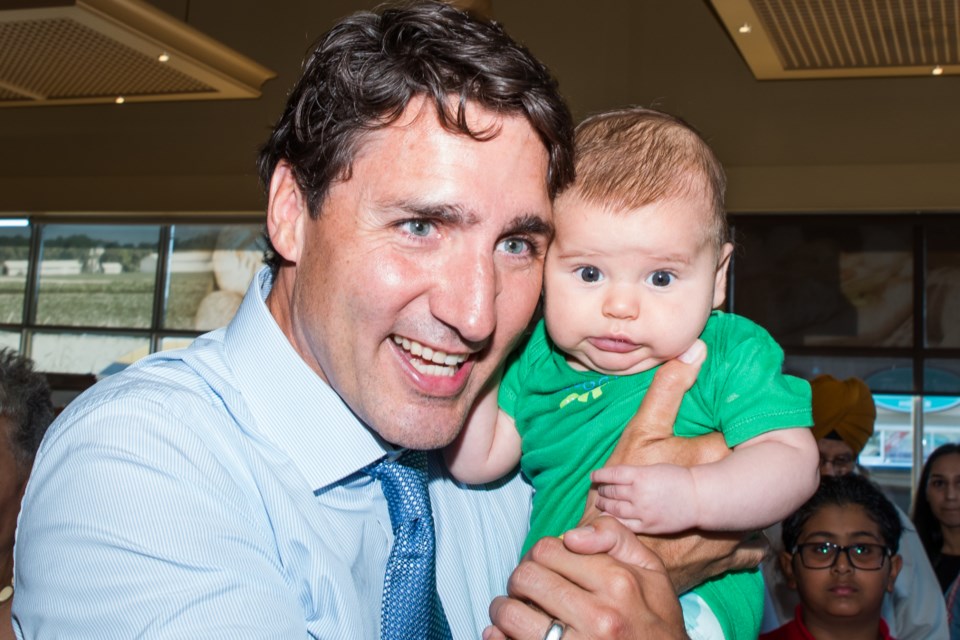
[569,106,728,255]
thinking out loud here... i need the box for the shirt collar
[223,267,394,490]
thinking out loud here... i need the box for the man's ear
[266,161,309,264]
[712,242,734,309]
[886,554,903,593]
[779,550,799,590]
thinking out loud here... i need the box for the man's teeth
[392,336,467,376]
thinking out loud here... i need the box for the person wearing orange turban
[810,374,876,474]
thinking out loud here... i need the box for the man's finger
[563,517,666,573]
[632,339,706,435]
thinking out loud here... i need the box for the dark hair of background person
[257,0,576,275]
[781,473,903,554]
[912,443,960,563]
[0,348,54,476]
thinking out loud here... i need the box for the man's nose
[433,250,498,344]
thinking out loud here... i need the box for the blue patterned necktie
[365,450,452,640]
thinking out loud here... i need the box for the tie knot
[366,450,431,525]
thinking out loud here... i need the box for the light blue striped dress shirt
[14,268,533,639]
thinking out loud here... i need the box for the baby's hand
[591,463,699,534]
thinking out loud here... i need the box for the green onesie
[500,311,812,640]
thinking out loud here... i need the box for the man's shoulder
[45,333,238,451]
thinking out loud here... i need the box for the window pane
[35,224,160,328]
[926,360,960,395]
[927,219,960,348]
[0,331,20,351]
[861,394,914,471]
[30,332,149,376]
[163,224,263,331]
[783,355,914,394]
[732,219,913,348]
[159,336,195,352]
[0,225,31,324]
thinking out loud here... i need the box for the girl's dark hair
[912,443,960,563]
[782,473,902,554]
[257,0,574,274]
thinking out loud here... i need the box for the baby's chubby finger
[590,465,634,485]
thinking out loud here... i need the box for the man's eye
[400,219,435,237]
[646,271,674,287]
[576,266,602,283]
[499,237,531,256]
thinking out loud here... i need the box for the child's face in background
[780,504,901,632]
[542,190,732,375]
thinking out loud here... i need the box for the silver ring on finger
[543,619,565,640]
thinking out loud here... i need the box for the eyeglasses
[819,454,855,470]
[792,542,891,571]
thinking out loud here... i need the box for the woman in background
[913,442,960,593]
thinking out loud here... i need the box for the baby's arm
[591,426,819,534]
[443,380,522,484]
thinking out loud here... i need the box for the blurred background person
[762,374,947,639]
[913,443,960,593]
[0,349,54,640]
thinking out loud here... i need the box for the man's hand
[484,518,688,640]
[580,339,767,594]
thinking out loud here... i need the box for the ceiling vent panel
[0,0,275,107]
[708,0,959,79]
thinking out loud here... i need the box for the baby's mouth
[392,336,468,377]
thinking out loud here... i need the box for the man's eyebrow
[504,214,554,240]
[397,201,472,224]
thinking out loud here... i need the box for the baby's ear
[778,551,798,589]
[712,243,734,309]
[886,554,903,593]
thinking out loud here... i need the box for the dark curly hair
[782,473,902,554]
[0,348,54,475]
[256,0,574,274]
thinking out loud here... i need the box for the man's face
[543,191,731,375]
[817,438,856,477]
[268,98,552,449]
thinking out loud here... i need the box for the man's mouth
[392,336,468,377]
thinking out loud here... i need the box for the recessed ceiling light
[158,52,170,63]
[738,23,752,34]
[932,65,944,76]
[115,96,125,104]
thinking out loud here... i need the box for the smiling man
[14,3,752,639]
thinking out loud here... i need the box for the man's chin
[371,407,467,451]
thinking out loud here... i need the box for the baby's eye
[646,271,674,287]
[576,266,603,283]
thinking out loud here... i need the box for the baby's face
[781,503,901,629]
[542,191,731,375]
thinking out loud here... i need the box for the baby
[763,474,902,639]
[445,106,819,639]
